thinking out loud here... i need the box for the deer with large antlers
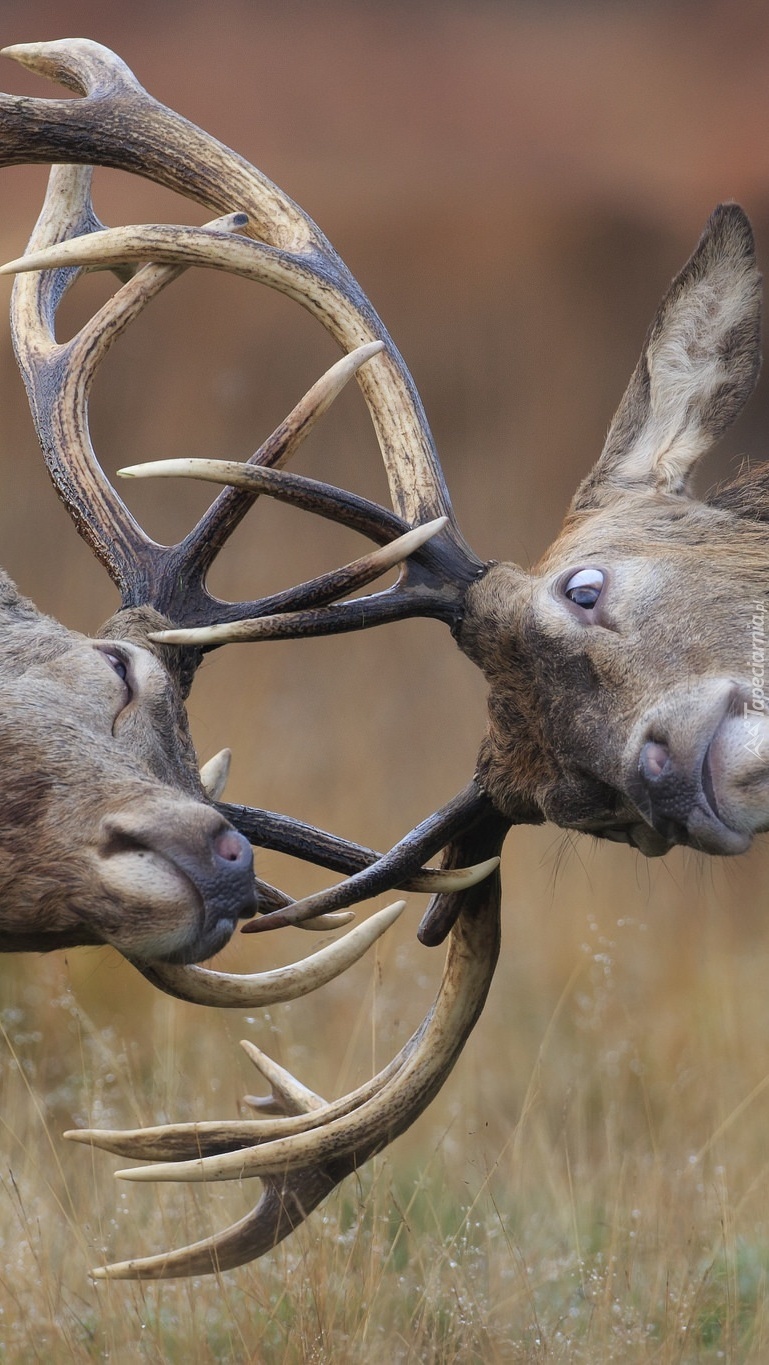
[0,39,767,1280]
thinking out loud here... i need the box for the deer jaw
[0,576,257,960]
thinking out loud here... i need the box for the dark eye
[100,647,134,706]
[564,567,605,609]
[104,651,129,684]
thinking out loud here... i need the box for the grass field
[3,826,769,1363]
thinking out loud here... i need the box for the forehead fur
[536,483,769,580]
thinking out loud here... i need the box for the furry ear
[574,204,761,511]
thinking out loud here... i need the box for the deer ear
[574,205,761,510]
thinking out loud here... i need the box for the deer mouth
[628,684,759,856]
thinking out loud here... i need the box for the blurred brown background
[3,0,769,1303]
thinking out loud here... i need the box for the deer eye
[105,651,129,683]
[564,567,605,609]
[97,646,134,706]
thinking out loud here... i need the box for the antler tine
[133,900,406,1008]
[74,825,503,1279]
[92,1174,352,1281]
[0,40,484,634]
[240,782,497,932]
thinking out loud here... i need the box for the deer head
[0,574,262,961]
[460,203,765,861]
[0,38,764,1279]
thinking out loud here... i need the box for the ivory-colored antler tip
[199,747,231,799]
[63,1128,92,1145]
[91,1259,150,1282]
[475,855,500,878]
[147,627,201,646]
[118,461,175,479]
[120,458,230,481]
[0,43,61,78]
[114,1162,180,1183]
[0,258,24,277]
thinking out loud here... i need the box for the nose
[639,740,671,782]
[191,822,257,917]
[637,739,699,840]
[148,818,257,925]
[627,680,754,856]
[634,731,749,855]
[213,827,250,867]
[102,805,258,923]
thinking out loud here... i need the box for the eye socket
[563,567,605,610]
[98,646,134,707]
[104,651,129,684]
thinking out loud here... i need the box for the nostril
[212,827,252,870]
[640,740,671,783]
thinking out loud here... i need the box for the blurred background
[2,1,769,1356]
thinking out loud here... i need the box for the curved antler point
[1,41,50,63]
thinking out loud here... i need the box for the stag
[0,39,765,1280]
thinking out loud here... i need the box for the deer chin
[598,821,671,857]
[624,680,769,856]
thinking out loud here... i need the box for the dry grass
[3,835,769,1363]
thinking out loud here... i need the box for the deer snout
[636,739,702,834]
[628,682,753,855]
[635,734,747,853]
[208,825,256,897]
[97,802,258,962]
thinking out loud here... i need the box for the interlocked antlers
[69,820,504,1280]
[0,40,505,1276]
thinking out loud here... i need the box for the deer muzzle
[628,680,768,855]
[98,802,258,963]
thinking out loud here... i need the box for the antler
[0,38,484,647]
[66,809,506,1279]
